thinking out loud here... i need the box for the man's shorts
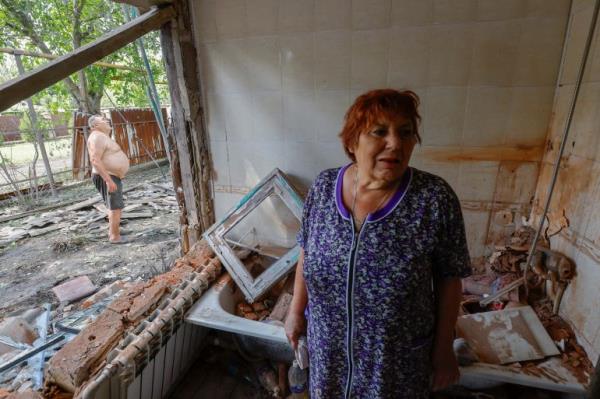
[92,174,124,210]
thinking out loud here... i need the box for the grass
[0,137,71,165]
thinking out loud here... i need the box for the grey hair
[88,115,104,129]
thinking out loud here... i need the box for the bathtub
[185,273,294,363]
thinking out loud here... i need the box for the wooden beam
[112,0,172,12]
[159,0,214,248]
[0,6,175,113]
[0,47,144,72]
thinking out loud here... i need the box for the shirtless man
[87,115,130,243]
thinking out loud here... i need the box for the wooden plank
[113,0,172,10]
[0,47,143,73]
[0,6,175,112]
[159,0,214,246]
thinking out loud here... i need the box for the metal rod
[0,334,65,373]
[481,0,600,307]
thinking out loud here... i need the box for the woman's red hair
[339,89,422,161]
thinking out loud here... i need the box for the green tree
[0,0,168,114]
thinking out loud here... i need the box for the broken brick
[0,317,38,355]
[51,276,97,303]
[268,293,293,322]
[45,310,125,393]
[126,280,168,322]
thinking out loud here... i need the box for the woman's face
[349,115,417,184]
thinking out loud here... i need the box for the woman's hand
[431,342,460,391]
[284,311,306,350]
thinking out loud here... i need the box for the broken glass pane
[204,169,303,302]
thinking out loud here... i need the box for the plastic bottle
[295,335,309,369]
[288,360,308,398]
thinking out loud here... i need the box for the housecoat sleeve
[431,182,472,280]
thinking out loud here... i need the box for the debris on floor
[51,276,97,304]
[0,180,176,248]
[43,240,221,396]
[457,226,592,395]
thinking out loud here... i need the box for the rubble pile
[235,255,295,323]
[459,226,592,391]
[0,181,177,249]
[0,240,222,398]
[531,299,594,384]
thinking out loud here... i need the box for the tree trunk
[29,142,40,201]
[14,54,57,197]
[0,152,26,206]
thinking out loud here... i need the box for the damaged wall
[531,0,600,364]
[190,0,570,265]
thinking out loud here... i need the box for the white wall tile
[228,140,286,187]
[192,0,217,43]
[428,24,473,86]
[414,155,460,190]
[351,30,389,89]
[585,20,600,82]
[514,17,567,86]
[560,250,600,358]
[318,141,352,170]
[572,83,600,160]
[506,86,555,147]
[315,90,351,142]
[463,87,512,146]
[252,91,284,141]
[204,40,252,93]
[424,87,467,147]
[493,161,539,204]
[433,0,477,24]
[315,31,351,90]
[215,0,247,39]
[470,20,521,86]
[526,0,571,18]
[284,141,327,187]
[391,0,433,27]
[245,36,281,91]
[457,161,499,202]
[279,0,315,33]
[315,0,352,30]
[461,209,490,259]
[352,0,392,30]
[388,26,431,88]
[205,93,227,141]
[209,140,230,186]
[246,0,279,36]
[281,33,315,91]
[561,8,595,85]
[224,93,254,142]
[283,90,317,142]
[213,192,244,219]
[582,162,600,245]
[476,0,527,21]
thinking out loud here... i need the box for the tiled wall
[531,0,600,362]
[191,0,570,263]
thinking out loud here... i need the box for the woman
[285,89,471,398]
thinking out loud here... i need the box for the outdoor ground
[0,161,180,317]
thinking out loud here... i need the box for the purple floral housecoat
[297,165,472,399]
